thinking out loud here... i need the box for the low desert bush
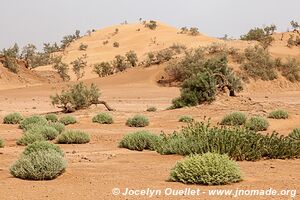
[126,115,149,127]
[16,133,46,146]
[179,116,194,123]
[10,149,66,180]
[19,115,48,130]
[278,57,300,82]
[155,121,300,160]
[169,153,242,185]
[27,125,59,140]
[220,112,247,126]
[52,56,70,81]
[245,116,269,131]
[22,141,64,156]
[241,46,277,81]
[145,20,157,30]
[79,43,88,51]
[57,130,90,144]
[189,27,199,36]
[71,55,87,80]
[268,110,289,119]
[146,106,157,112]
[240,25,276,48]
[112,55,129,72]
[289,128,300,141]
[48,122,65,133]
[92,113,113,124]
[45,114,58,122]
[59,116,77,125]
[113,42,120,48]
[0,137,4,148]
[125,50,138,67]
[119,131,161,151]
[3,113,23,124]
[93,62,114,77]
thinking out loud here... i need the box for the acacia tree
[52,56,70,81]
[93,62,113,77]
[290,20,300,32]
[71,54,87,80]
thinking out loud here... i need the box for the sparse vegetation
[71,54,87,80]
[60,30,81,50]
[179,116,194,123]
[289,128,300,141]
[125,51,138,67]
[112,55,128,72]
[278,57,300,82]
[79,43,88,51]
[113,42,120,48]
[0,138,4,148]
[268,110,289,119]
[45,114,58,122]
[48,122,65,134]
[245,116,269,131]
[189,27,199,36]
[145,20,157,30]
[155,121,300,160]
[169,153,242,185]
[240,25,276,48]
[26,125,59,140]
[1,44,19,73]
[126,115,149,127]
[52,56,70,81]
[119,131,160,151]
[19,115,48,130]
[59,116,77,125]
[10,149,66,180]
[16,133,46,146]
[22,141,64,156]
[51,82,114,112]
[290,20,300,32]
[57,130,90,144]
[220,112,247,126]
[3,112,23,124]
[93,62,114,77]
[146,106,157,112]
[92,113,113,124]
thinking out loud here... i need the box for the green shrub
[16,133,46,146]
[71,55,87,80]
[220,112,247,126]
[145,20,157,30]
[79,43,88,51]
[246,116,269,131]
[48,122,65,133]
[0,137,4,148]
[52,56,70,81]
[126,115,149,127]
[10,150,66,180]
[268,110,289,119]
[146,106,157,112]
[119,131,160,151]
[57,130,90,144]
[19,115,48,130]
[170,153,242,185]
[289,128,300,141]
[51,82,102,113]
[23,141,64,156]
[279,57,300,82]
[179,116,194,123]
[112,55,128,72]
[27,125,59,140]
[240,25,276,48]
[113,42,120,48]
[92,113,113,124]
[45,114,58,122]
[59,116,77,125]
[189,27,199,36]
[3,113,23,124]
[241,46,277,81]
[93,62,114,77]
[125,50,138,67]
[155,121,300,160]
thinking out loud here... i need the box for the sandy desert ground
[0,22,299,200]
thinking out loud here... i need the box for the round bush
[23,141,64,156]
[220,112,247,126]
[92,113,113,124]
[59,116,77,125]
[245,116,269,131]
[146,107,157,112]
[119,131,161,151]
[48,122,65,134]
[0,137,4,148]
[10,150,66,180]
[3,113,23,124]
[19,115,48,130]
[170,153,242,185]
[27,125,59,140]
[16,133,46,146]
[45,114,58,122]
[179,116,194,123]
[268,110,289,119]
[126,115,149,127]
[289,128,300,141]
[57,130,90,144]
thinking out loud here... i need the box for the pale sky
[1,0,299,49]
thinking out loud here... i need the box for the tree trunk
[96,101,115,111]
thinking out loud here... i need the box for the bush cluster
[93,62,114,77]
[26,125,59,140]
[3,113,23,124]
[119,131,160,151]
[146,106,157,112]
[45,114,58,122]
[144,20,157,30]
[19,115,48,130]
[220,112,247,126]
[278,58,300,82]
[59,115,77,125]
[245,116,269,131]
[126,115,149,127]
[179,116,194,123]
[92,113,113,124]
[170,153,242,185]
[268,110,289,119]
[57,130,90,144]
[154,121,300,161]
[22,141,64,157]
[240,25,276,48]
[48,122,65,133]
[17,133,46,146]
